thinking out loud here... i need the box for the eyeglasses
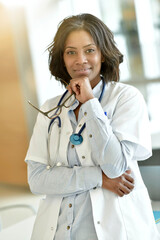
[28,80,76,119]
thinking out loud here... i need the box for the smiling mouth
[74,68,91,72]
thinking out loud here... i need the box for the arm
[27,160,102,197]
[81,98,136,178]
[68,78,141,179]
[27,160,134,198]
[68,78,151,180]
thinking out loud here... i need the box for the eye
[86,48,95,54]
[66,51,76,55]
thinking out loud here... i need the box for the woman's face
[63,30,103,87]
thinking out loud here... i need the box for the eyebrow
[64,43,96,50]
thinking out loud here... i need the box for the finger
[76,84,80,92]
[125,169,131,174]
[69,82,81,95]
[119,184,133,195]
[120,176,134,191]
[124,181,134,191]
[66,85,72,95]
[121,175,134,190]
[117,189,125,197]
[114,184,128,197]
[74,85,80,95]
[123,172,134,184]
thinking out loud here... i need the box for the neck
[90,75,101,89]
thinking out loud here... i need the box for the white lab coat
[25,81,160,240]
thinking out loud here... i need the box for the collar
[92,79,103,99]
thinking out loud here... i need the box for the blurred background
[0,0,160,235]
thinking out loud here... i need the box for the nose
[75,52,88,65]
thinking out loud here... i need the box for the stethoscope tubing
[48,90,68,132]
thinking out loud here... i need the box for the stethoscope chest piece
[70,133,83,145]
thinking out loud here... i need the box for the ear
[101,56,105,63]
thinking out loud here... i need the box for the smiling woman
[25,13,160,240]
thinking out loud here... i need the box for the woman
[25,14,160,240]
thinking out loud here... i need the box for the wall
[0,5,30,185]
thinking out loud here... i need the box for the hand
[67,77,94,103]
[102,170,134,197]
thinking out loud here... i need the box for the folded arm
[81,98,136,178]
[27,160,102,197]
[27,160,134,198]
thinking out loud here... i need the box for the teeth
[74,68,90,72]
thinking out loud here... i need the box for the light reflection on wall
[99,0,160,149]
[147,83,160,149]
[134,0,160,79]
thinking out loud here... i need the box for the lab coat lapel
[74,116,93,166]
[57,106,73,166]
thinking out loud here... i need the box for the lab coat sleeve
[82,102,134,178]
[111,88,152,160]
[26,160,102,197]
[81,87,152,178]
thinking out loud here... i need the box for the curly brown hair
[47,13,123,86]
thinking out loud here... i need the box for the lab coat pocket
[31,196,62,240]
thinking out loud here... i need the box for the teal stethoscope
[48,78,106,145]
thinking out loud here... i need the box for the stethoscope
[48,78,106,145]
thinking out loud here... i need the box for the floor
[0,183,41,210]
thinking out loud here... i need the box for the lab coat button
[51,227,54,231]
[79,124,82,127]
[82,156,85,159]
[46,165,51,170]
[89,134,92,138]
[97,221,100,224]
[67,226,70,230]
[56,162,62,167]
[71,145,74,148]
[84,112,87,116]
[69,203,72,208]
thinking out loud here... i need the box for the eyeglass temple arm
[27,101,58,116]
[27,91,74,116]
[27,78,75,116]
